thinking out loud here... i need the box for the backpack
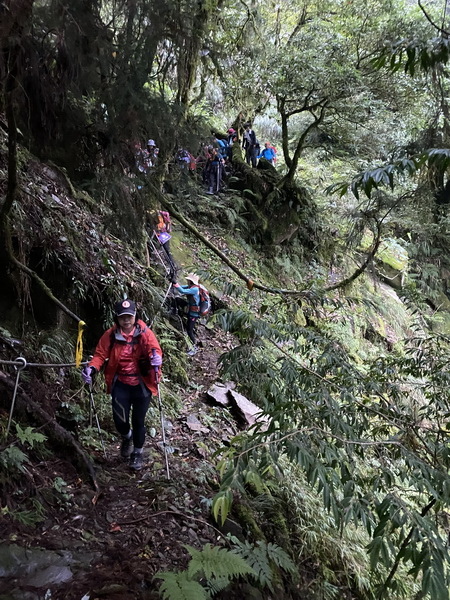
[198,284,211,317]
[216,138,229,159]
[108,325,151,375]
[158,211,172,233]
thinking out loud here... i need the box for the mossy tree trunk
[0,0,34,275]
[229,141,317,247]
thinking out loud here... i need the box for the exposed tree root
[0,371,100,495]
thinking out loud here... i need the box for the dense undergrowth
[1,123,450,599]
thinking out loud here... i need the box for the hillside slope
[0,140,429,600]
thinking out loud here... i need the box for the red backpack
[198,284,211,317]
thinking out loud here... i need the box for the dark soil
[0,324,242,600]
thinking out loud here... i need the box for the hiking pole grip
[151,348,161,383]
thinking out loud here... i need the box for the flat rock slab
[185,414,210,433]
[206,382,269,428]
[205,383,230,406]
[228,389,268,428]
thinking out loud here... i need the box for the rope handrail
[0,358,88,368]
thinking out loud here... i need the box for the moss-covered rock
[430,311,450,334]
[361,232,408,272]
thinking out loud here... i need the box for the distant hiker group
[133,122,278,194]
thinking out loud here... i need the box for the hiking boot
[129,452,144,471]
[187,346,198,356]
[120,435,133,458]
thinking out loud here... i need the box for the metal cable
[0,359,88,368]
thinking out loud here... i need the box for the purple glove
[82,365,95,385]
[150,353,162,367]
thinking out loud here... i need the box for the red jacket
[89,320,162,395]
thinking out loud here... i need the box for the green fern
[155,544,256,600]
[229,537,296,592]
[203,575,232,596]
[12,499,45,526]
[265,542,296,572]
[0,446,29,472]
[242,544,274,590]
[156,572,207,600]
[186,544,255,580]
[15,424,46,448]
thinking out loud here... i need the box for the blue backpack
[216,138,229,159]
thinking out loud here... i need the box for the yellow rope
[75,321,86,368]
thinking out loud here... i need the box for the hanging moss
[234,498,266,540]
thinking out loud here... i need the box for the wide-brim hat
[115,299,137,316]
[147,139,156,146]
[185,273,200,286]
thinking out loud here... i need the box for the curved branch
[281,102,328,186]
[324,218,383,292]
[147,182,308,297]
[418,0,450,36]
[380,497,436,594]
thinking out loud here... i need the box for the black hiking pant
[172,298,199,345]
[112,380,151,449]
[186,315,199,345]
[245,145,258,167]
[206,162,223,192]
[161,241,177,279]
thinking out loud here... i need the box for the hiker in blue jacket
[214,135,229,161]
[258,142,277,165]
[172,273,201,355]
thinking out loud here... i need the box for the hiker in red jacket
[82,299,162,471]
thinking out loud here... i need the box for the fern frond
[204,575,231,595]
[238,545,274,591]
[0,446,29,472]
[155,571,207,600]
[185,544,255,581]
[264,542,296,573]
[229,539,297,592]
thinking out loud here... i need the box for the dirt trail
[2,324,240,600]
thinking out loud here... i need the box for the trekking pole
[148,232,172,277]
[87,384,107,459]
[152,350,170,480]
[150,281,173,328]
[5,357,27,439]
